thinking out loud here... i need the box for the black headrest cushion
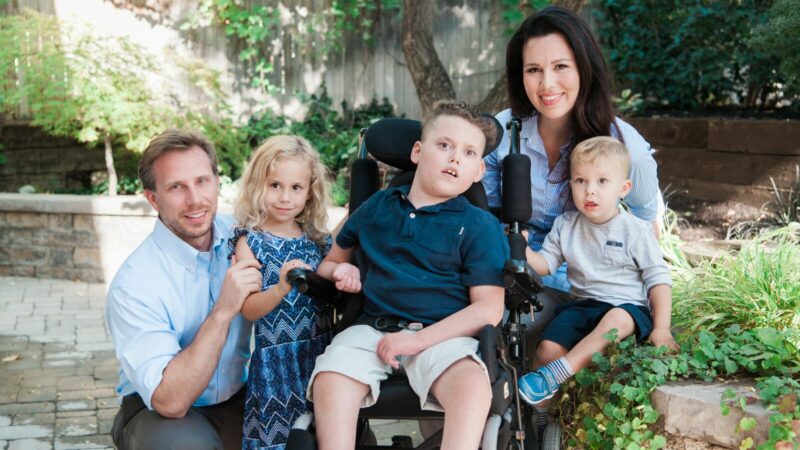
[364,114,504,171]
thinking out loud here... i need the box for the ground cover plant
[554,223,800,449]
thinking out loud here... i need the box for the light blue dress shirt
[105,214,251,410]
[483,109,662,292]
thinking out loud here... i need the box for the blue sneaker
[518,367,560,405]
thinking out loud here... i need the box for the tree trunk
[104,133,118,196]
[402,0,456,117]
[477,73,508,115]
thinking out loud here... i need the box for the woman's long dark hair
[506,7,618,146]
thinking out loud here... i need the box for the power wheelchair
[284,115,546,450]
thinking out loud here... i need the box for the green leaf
[651,434,667,449]
[739,417,757,431]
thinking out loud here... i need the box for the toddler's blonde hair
[570,136,631,178]
[235,135,331,246]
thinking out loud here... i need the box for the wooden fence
[2,0,510,120]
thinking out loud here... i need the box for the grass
[670,223,800,347]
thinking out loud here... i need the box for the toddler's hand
[278,259,312,295]
[648,327,679,351]
[332,263,361,293]
[377,332,423,369]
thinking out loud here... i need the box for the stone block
[56,389,114,402]
[709,119,800,155]
[627,117,709,148]
[10,247,49,267]
[11,413,55,426]
[49,249,73,268]
[0,404,55,416]
[0,230,34,247]
[56,377,95,392]
[0,424,53,440]
[70,249,100,270]
[16,386,58,403]
[54,433,112,449]
[55,415,96,437]
[652,381,774,448]
[71,216,95,232]
[8,438,51,450]
[47,214,73,231]
[3,213,48,229]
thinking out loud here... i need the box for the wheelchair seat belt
[354,314,425,332]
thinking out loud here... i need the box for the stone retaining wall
[628,117,800,207]
[0,194,157,283]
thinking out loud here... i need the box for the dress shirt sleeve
[614,119,662,222]
[629,222,672,291]
[106,288,181,410]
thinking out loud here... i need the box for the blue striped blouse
[483,109,663,292]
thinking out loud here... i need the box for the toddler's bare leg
[564,307,635,372]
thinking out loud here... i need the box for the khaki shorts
[307,325,489,412]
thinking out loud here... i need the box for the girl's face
[262,158,312,230]
[522,33,580,126]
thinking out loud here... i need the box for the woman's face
[522,33,580,125]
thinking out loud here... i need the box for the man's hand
[278,259,311,295]
[332,263,361,293]
[648,327,679,351]
[215,258,262,321]
[377,332,424,369]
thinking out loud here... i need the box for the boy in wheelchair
[306,100,510,450]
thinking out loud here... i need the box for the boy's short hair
[571,136,631,177]
[421,100,497,155]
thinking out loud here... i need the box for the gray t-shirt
[539,210,672,308]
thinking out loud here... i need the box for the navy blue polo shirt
[337,185,509,325]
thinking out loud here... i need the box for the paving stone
[0,403,55,415]
[16,386,58,403]
[96,409,117,421]
[43,352,90,361]
[56,389,114,401]
[0,419,8,428]
[0,424,53,440]
[0,440,6,450]
[11,413,55,426]
[55,415,97,437]
[41,361,77,369]
[54,434,112,449]
[8,438,51,450]
[55,400,95,413]
[56,377,94,392]
[94,398,118,410]
[93,379,116,390]
[20,378,57,389]
[55,411,94,419]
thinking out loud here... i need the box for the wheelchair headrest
[364,115,504,172]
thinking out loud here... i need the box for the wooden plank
[661,176,775,207]
[709,119,800,156]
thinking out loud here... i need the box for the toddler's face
[410,115,486,202]
[570,158,631,224]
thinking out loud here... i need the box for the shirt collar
[521,113,574,156]
[389,184,467,213]
[152,215,227,273]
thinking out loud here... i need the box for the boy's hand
[648,327,679,351]
[332,263,361,293]
[278,259,311,295]
[377,332,424,369]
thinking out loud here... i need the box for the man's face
[410,115,486,204]
[144,146,219,251]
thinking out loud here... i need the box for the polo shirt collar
[152,215,226,274]
[389,184,468,213]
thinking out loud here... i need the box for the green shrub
[671,225,800,344]
[592,0,787,110]
[750,0,800,103]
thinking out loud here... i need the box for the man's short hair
[571,136,631,177]
[421,100,497,155]
[138,129,218,191]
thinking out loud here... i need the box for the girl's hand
[377,332,424,369]
[648,327,679,351]
[332,263,361,293]
[278,259,312,295]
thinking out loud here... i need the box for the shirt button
[409,212,416,219]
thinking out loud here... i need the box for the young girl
[231,135,334,450]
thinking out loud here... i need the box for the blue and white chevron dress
[232,228,333,450]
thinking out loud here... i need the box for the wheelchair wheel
[540,422,561,450]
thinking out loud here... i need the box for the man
[106,129,262,450]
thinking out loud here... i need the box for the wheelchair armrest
[286,268,345,310]
[503,259,544,312]
[478,325,499,384]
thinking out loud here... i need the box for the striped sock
[545,357,574,385]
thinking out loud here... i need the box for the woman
[483,6,663,338]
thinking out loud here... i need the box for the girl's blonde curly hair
[234,135,331,246]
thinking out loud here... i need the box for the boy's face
[570,157,632,225]
[410,115,486,203]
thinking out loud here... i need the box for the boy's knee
[435,359,490,403]
[600,308,635,332]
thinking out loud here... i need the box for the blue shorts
[539,299,653,350]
